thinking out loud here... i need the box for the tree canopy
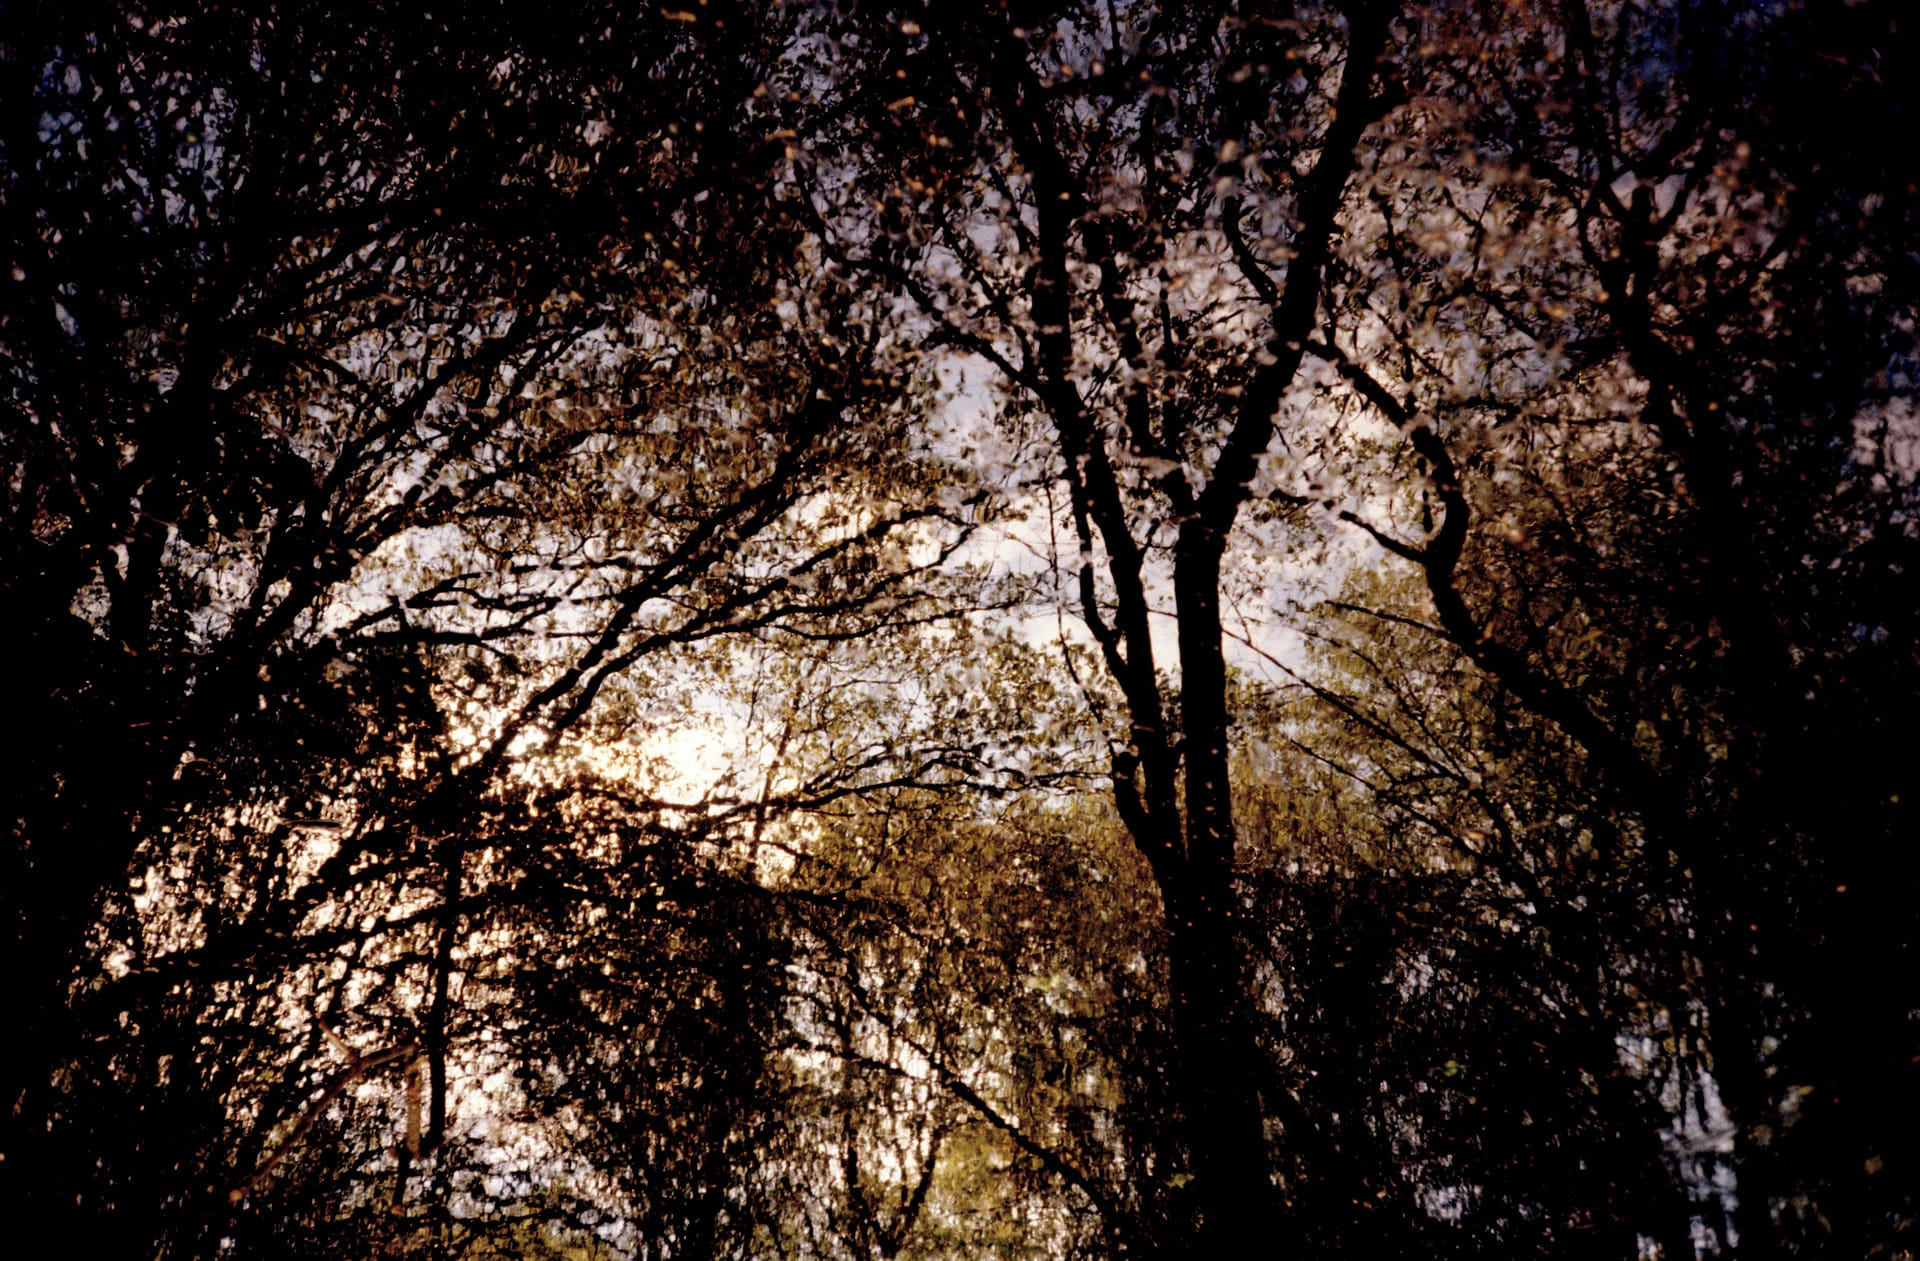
[4,1,1915,1258]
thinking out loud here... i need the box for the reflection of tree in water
[3,1,1914,1256]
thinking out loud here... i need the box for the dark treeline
[3,1,1915,1257]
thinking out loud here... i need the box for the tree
[778,0,1917,1253]
[773,1,1426,1250]
[9,1,1916,1256]
[1297,2,1920,1250]
[2,2,991,1249]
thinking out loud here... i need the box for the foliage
[4,1,1915,1258]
